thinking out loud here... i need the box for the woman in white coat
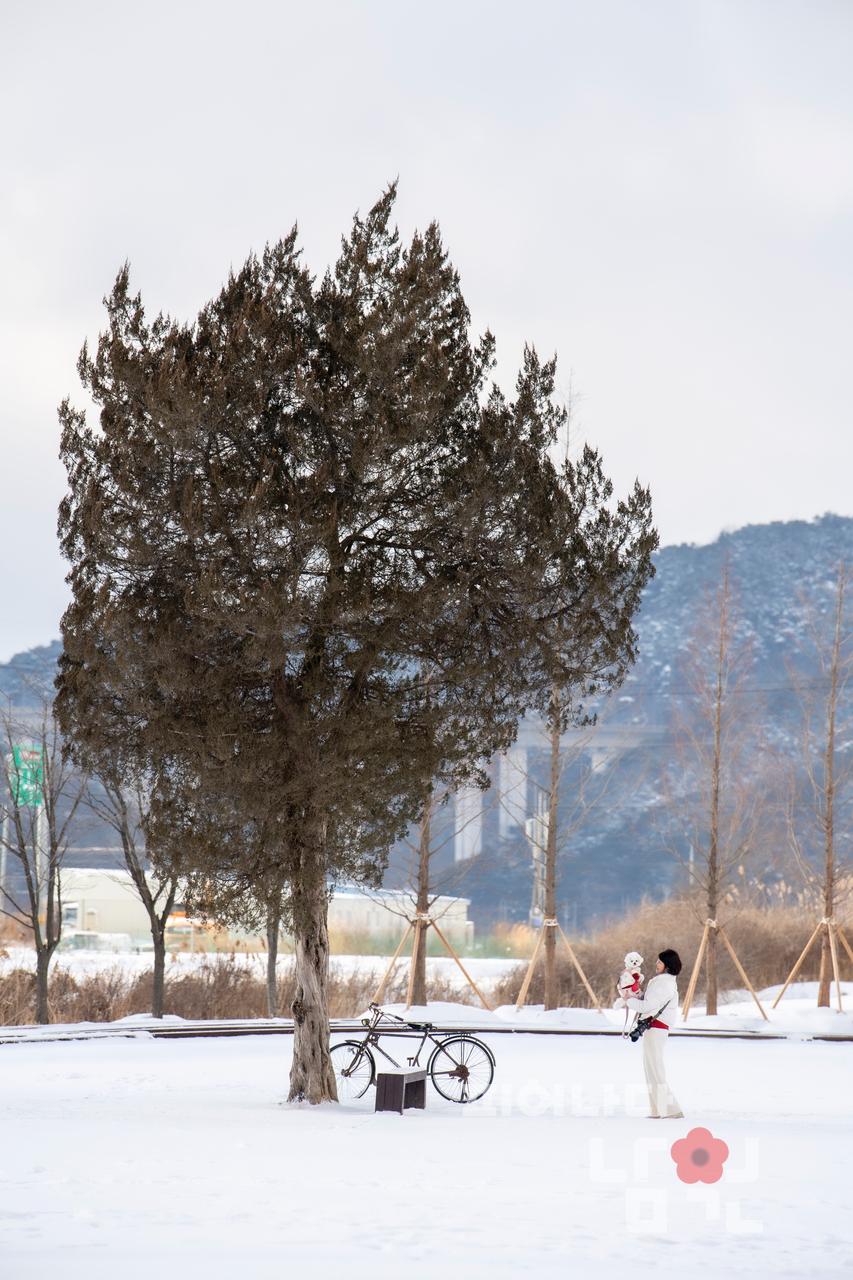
[623,949,684,1119]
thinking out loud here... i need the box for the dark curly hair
[659,949,682,976]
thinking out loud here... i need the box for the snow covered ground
[0,944,524,990]
[1,991,852,1278]
[6,943,853,1035]
[491,979,853,1038]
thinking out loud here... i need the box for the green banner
[10,745,44,807]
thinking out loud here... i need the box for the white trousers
[642,1028,683,1117]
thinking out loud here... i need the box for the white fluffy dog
[613,951,644,1030]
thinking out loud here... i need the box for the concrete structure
[498,744,528,837]
[452,713,669,862]
[452,784,483,862]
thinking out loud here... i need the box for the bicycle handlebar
[367,1002,433,1032]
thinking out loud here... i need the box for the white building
[58,869,474,951]
[497,744,528,837]
[452,784,483,862]
[60,868,155,941]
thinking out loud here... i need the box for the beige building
[58,869,474,952]
[60,868,155,942]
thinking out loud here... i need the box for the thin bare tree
[662,559,766,1014]
[0,699,87,1023]
[784,561,853,1006]
[365,772,500,1008]
[495,697,632,1009]
[365,699,625,1013]
[260,872,288,1018]
[82,775,181,1018]
[399,781,476,1006]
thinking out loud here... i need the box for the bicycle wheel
[330,1040,375,1101]
[427,1035,495,1103]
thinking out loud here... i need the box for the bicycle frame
[343,998,481,1070]
[354,1002,453,1069]
[333,1002,496,1104]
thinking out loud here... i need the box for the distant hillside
[449,513,853,929]
[3,515,852,929]
[0,640,61,706]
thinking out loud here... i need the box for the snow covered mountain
[450,513,853,929]
[3,515,852,927]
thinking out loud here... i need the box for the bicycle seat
[405,1021,432,1032]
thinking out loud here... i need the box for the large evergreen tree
[57,186,655,1101]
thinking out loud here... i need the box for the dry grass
[491,895,853,1008]
[488,920,542,958]
[0,954,472,1027]
[3,895,851,1024]
[326,926,455,957]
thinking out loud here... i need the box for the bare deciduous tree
[785,561,853,1006]
[82,776,181,1018]
[503,698,630,1009]
[662,560,766,1014]
[0,699,87,1023]
[365,771,498,1008]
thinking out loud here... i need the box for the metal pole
[36,803,48,928]
[1,751,11,917]
[0,810,7,915]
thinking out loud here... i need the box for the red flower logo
[670,1127,729,1184]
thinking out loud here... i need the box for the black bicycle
[331,1002,496,1104]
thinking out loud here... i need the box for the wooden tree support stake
[430,918,494,1011]
[682,919,769,1021]
[680,920,710,1020]
[514,924,546,1011]
[371,920,414,1005]
[514,918,603,1014]
[717,923,768,1020]
[370,913,494,1011]
[404,916,424,1010]
[827,919,844,1014]
[556,921,602,1012]
[772,918,827,1010]
[837,926,853,969]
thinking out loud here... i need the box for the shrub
[0,954,475,1026]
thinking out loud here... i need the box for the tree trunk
[544,688,560,1011]
[409,788,433,1008]
[705,571,727,1018]
[817,929,831,1008]
[151,924,166,1019]
[409,919,426,1008]
[266,909,280,1018]
[35,947,51,1024]
[818,565,843,1008]
[705,927,718,1017]
[288,853,337,1103]
[817,873,833,1008]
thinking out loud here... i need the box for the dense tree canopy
[57,185,656,1099]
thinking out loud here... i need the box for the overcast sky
[1,0,851,660]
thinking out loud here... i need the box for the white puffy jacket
[625,972,678,1023]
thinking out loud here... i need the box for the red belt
[650,1019,669,1030]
